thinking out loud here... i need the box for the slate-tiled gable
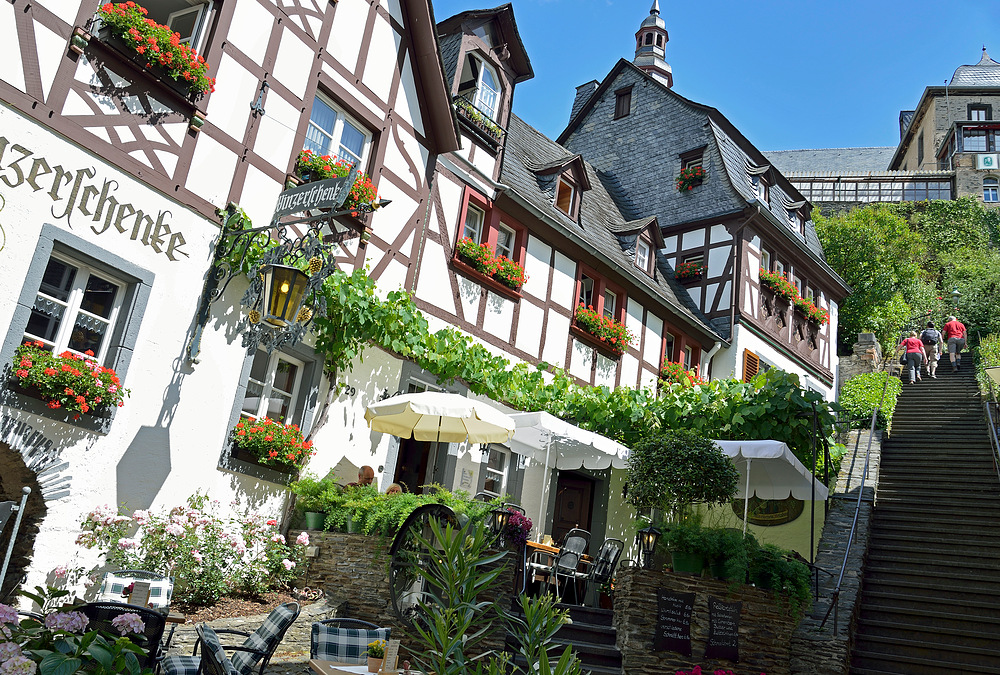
[764,147,897,174]
[501,114,722,342]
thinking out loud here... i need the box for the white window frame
[635,239,651,272]
[760,249,771,272]
[984,177,999,203]
[555,177,577,216]
[683,345,694,370]
[495,223,516,259]
[460,53,501,122]
[23,253,125,364]
[774,260,785,276]
[963,128,988,152]
[603,289,617,319]
[241,351,306,426]
[805,287,815,301]
[482,446,508,497]
[462,204,486,243]
[304,93,372,168]
[793,276,803,294]
[752,175,767,202]
[165,1,214,52]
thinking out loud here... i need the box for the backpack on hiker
[920,328,940,345]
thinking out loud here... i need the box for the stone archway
[0,442,47,601]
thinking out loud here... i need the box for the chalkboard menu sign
[704,596,741,661]
[653,589,695,655]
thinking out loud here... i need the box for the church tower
[633,1,672,87]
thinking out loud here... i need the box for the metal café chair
[79,602,167,669]
[526,528,590,604]
[576,538,624,607]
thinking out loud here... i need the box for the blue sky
[430,0,1000,151]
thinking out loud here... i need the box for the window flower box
[659,360,706,386]
[452,237,527,298]
[450,256,523,302]
[759,268,798,304]
[674,260,705,283]
[453,96,505,145]
[572,305,634,358]
[295,150,383,219]
[676,166,706,192]
[94,2,216,99]
[230,417,314,475]
[793,296,830,326]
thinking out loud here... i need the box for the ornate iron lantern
[636,525,661,570]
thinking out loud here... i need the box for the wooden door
[551,473,594,545]
[394,438,431,493]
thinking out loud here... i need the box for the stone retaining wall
[789,430,882,674]
[613,566,799,675]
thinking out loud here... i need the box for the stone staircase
[849,363,1000,673]
[507,602,622,674]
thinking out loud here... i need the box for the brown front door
[394,437,431,493]
[551,473,594,545]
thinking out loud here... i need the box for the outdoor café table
[310,659,423,675]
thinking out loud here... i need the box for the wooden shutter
[743,350,759,382]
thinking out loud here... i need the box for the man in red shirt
[942,315,967,371]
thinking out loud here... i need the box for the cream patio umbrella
[364,391,516,445]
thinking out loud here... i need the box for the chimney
[569,81,600,126]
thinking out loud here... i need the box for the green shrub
[748,543,812,616]
[975,332,1000,398]
[289,473,337,513]
[839,371,902,430]
[625,431,739,518]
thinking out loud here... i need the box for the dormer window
[635,239,651,273]
[458,53,501,121]
[555,177,578,217]
[751,175,768,203]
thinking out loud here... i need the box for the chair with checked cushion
[197,624,239,675]
[310,621,390,665]
[96,570,174,609]
[162,602,300,675]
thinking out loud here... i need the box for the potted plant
[492,256,528,290]
[366,638,386,673]
[10,342,129,417]
[597,577,615,609]
[662,520,706,575]
[290,473,335,530]
[676,165,706,192]
[230,417,314,473]
[793,296,830,326]
[674,260,705,281]
[95,2,216,98]
[702,527,751,582]
[625,431,739,572]
[659,360,706,387]
[759,268,798,305]
[455,237,498,275]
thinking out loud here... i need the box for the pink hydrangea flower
[0,653,36,675]
[0,604,17,625]
[111,613,146,635]
[0,641,24,661]
[44,611,89,633]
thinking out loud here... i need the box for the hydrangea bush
[1,587,153,675]
[76,494,308,606]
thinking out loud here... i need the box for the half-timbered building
[558,4,850,399]
[0,0,459,593]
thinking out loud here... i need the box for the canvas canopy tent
[508,411,630,538]
[364,391,515,444]
[713,440,829,535]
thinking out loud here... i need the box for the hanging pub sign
[704,596,741,661]
[271,175,354,222]
[653,589,694,655]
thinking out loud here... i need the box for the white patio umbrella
[508,411,631,539]
[713,440,829,535]
[364,391,516,444]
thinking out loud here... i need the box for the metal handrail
[818,367,894,633]
[977,330,1000,484]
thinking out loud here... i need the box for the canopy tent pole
[742,458,752,536]
[537,431,552,540]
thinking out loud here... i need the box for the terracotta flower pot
[367,657,383,673]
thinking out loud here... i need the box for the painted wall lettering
[0,136,189,261]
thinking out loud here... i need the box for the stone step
[860,585,1000,618]
[872,512,1000,534]
[872,503,1000,522]
[866,536,1000,560]
[869,525,1000,547]
[855,616,1000,652]
[851,635,1000,673]
[858,605,1000,637]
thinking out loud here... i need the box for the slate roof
[500,114,723,342]
[763,147,897,174]
[438,32,462,92]
[710,121,828,263]
[950,50,1000,86]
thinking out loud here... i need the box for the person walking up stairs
[849,364,1000,674]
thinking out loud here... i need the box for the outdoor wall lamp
[951,288,962,307]
[259,264,309,327]
[187,168,391,362]
[490,506,512,537]
[636,525,661,570]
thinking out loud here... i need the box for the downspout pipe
[699,340,722,379]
